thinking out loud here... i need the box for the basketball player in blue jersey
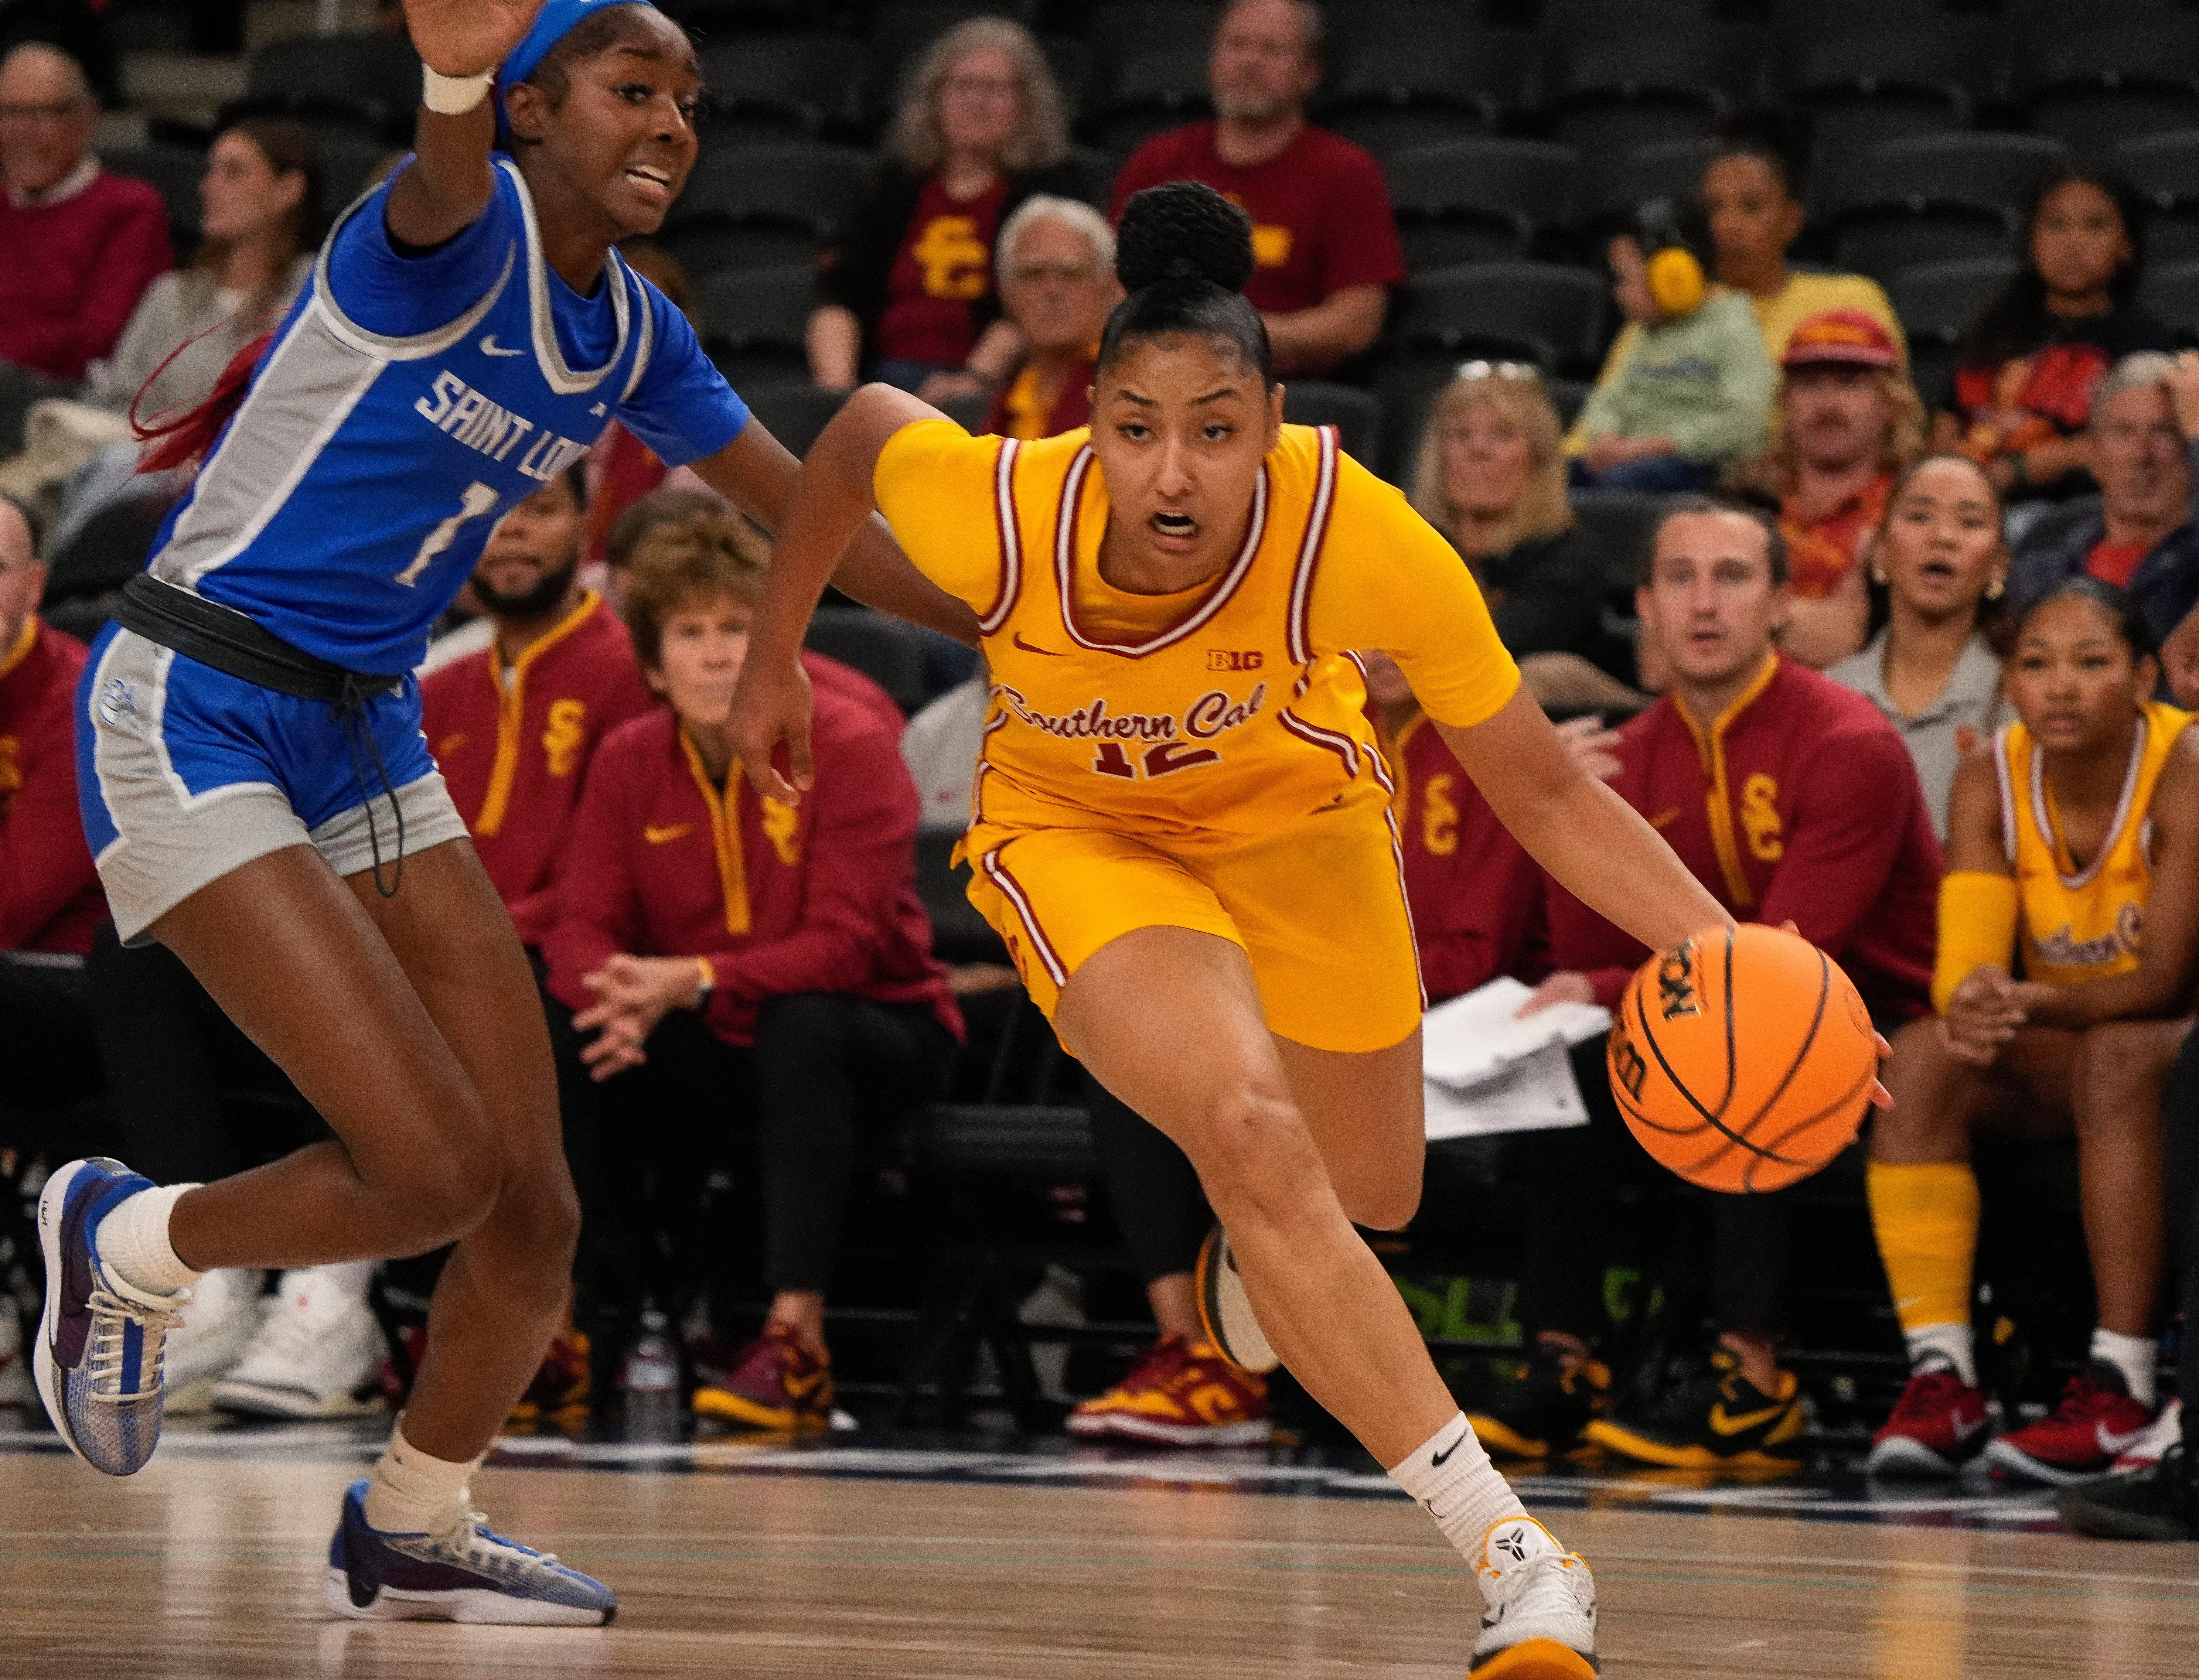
[33,0,977,1624]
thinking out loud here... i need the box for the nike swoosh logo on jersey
[1709,1401,1790,1436]
[2098,1420,2151,1454]
[1012,632,1063,656]
[480,335,526,357]
[644,823,693,844]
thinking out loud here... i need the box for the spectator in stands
[982,195,1117,440]
[1865,578,2196,1486]
[1477,499,1938,1469]
[1571,213,1775,493]
[421,466,656,952]
[1109,0,1402,377]
[85,121,320,420]
[1829,455,2009,841]
[545,510,960,1429]
[1408,362,1632,700]
[1698,115,1905,369]
[1937,170,2172,503]
[1072,644,1550,1446]
[598,485,723,613]
[0,488,105,1142]
[0,43,170,384]
[1738,309,1925,668]
[809,17,1081,401]
[2008,352,2199,651]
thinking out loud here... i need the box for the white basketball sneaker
[161,1268,262,1415]
[2115,1397,2185,1473]
[1469,1516,1599,1678]
[1193,1226,1279,1374]
[211,1266,386,1420]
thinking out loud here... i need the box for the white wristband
[422,64,494,116]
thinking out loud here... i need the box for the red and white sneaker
[2113,1396,2184,1473]
[1868,1360,1991,1477]
[1986,1363,2157,1486]
[1067,1334,1270,1446]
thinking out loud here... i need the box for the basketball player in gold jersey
[728,182,1735,1677]
[1869,575,2199,1486]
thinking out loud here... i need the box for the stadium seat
[1315,7,1522,159]
[1395,262,1608,373]
[318,135,392,215]
[698,268,812,389]
[233,31,420,145]
[1891,255,2022,404]
[1541,26,1761,159]
[42,484,173,618]
[1282,382,1383,463]
[740,382,847,460]
[1086,40,1213,158]
[696,33,867,144]
[2138,261,2199,342]
[915,829,1006,966]
[1790,25,1981,172]
[1385,137,1579,267]
[2120,130,2199,265]
[664,141,869,277]
[1373,349,1460,486]
[1566,485,1665,614]
[1081,1,1220,57]
[1578,136,1717,232]
[805,606,930,714]
[2015,7,2199,155]
[0,362,64,461]
[102,141,205,249]
[1818,133,2067,287]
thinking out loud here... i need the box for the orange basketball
[1605,923,1877,1194]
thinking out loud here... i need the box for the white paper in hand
[1422,976,1612,1093]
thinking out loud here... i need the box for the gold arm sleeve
[1932,870,2020,1016]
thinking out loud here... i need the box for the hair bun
[1116,181,1256,295]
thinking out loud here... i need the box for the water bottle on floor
[621,1304,681,1441]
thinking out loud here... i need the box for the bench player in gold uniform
[728,183,1738,1679]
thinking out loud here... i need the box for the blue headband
[500,0,662,117]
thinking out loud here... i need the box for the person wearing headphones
[1570,202,1776,495]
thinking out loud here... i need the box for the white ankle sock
[364,1418,486,1536]
[94,1182,203,1296]
[1387,1411,1528,1571]
[1905,1322,1977,1388]
[2091,1328,2158,1407]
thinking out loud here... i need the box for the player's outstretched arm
[388,0,544,247]
[1436,685,1727,953]
[688,417,979,648]
[725,382,954,803]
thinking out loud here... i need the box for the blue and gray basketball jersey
[144,158,750,674]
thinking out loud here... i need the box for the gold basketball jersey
[1995,698,2192,986]
[872,420,1519,846]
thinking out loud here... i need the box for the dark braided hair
[2016,573,2156,661]
[1098,182,1273,387]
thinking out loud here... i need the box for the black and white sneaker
[1193,1226,1278,1375]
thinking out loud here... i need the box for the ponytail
[133,326,277,477]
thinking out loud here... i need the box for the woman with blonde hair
[1410,362,1628,701]
[807,16,1088,402]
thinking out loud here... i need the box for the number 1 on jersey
[396,481,501,587]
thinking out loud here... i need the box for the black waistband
[116,573,404,708]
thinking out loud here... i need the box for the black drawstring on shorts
[333,673,407,898]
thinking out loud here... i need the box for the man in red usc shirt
[1473,499,1940,1471]
[544,512,959,1435]
[0,491,108,1140]
[421,467,655,950]
[1109,0,1403,376]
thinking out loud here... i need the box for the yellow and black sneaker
[1467,1342,1612,1461]
[1584,1348,1804,1470]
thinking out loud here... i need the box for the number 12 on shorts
[1092,741,1220,779]
[396,481,501,587]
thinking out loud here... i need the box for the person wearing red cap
[1737,308,1925,669]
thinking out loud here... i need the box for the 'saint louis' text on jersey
[416,371,592,483]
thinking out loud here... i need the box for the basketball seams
[1730,946,1831,1147]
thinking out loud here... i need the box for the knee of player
[1870,1022,1967,1158]
[2074,1021,2175,1123]
[1340,1163,1423,1233]
[390,1133,503,1253]
[1192,1085,1321,1206]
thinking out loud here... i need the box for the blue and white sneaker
[33,1157,189,1476]
[325,1479,618,1625]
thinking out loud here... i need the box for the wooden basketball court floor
[3,1423,2197,1678]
